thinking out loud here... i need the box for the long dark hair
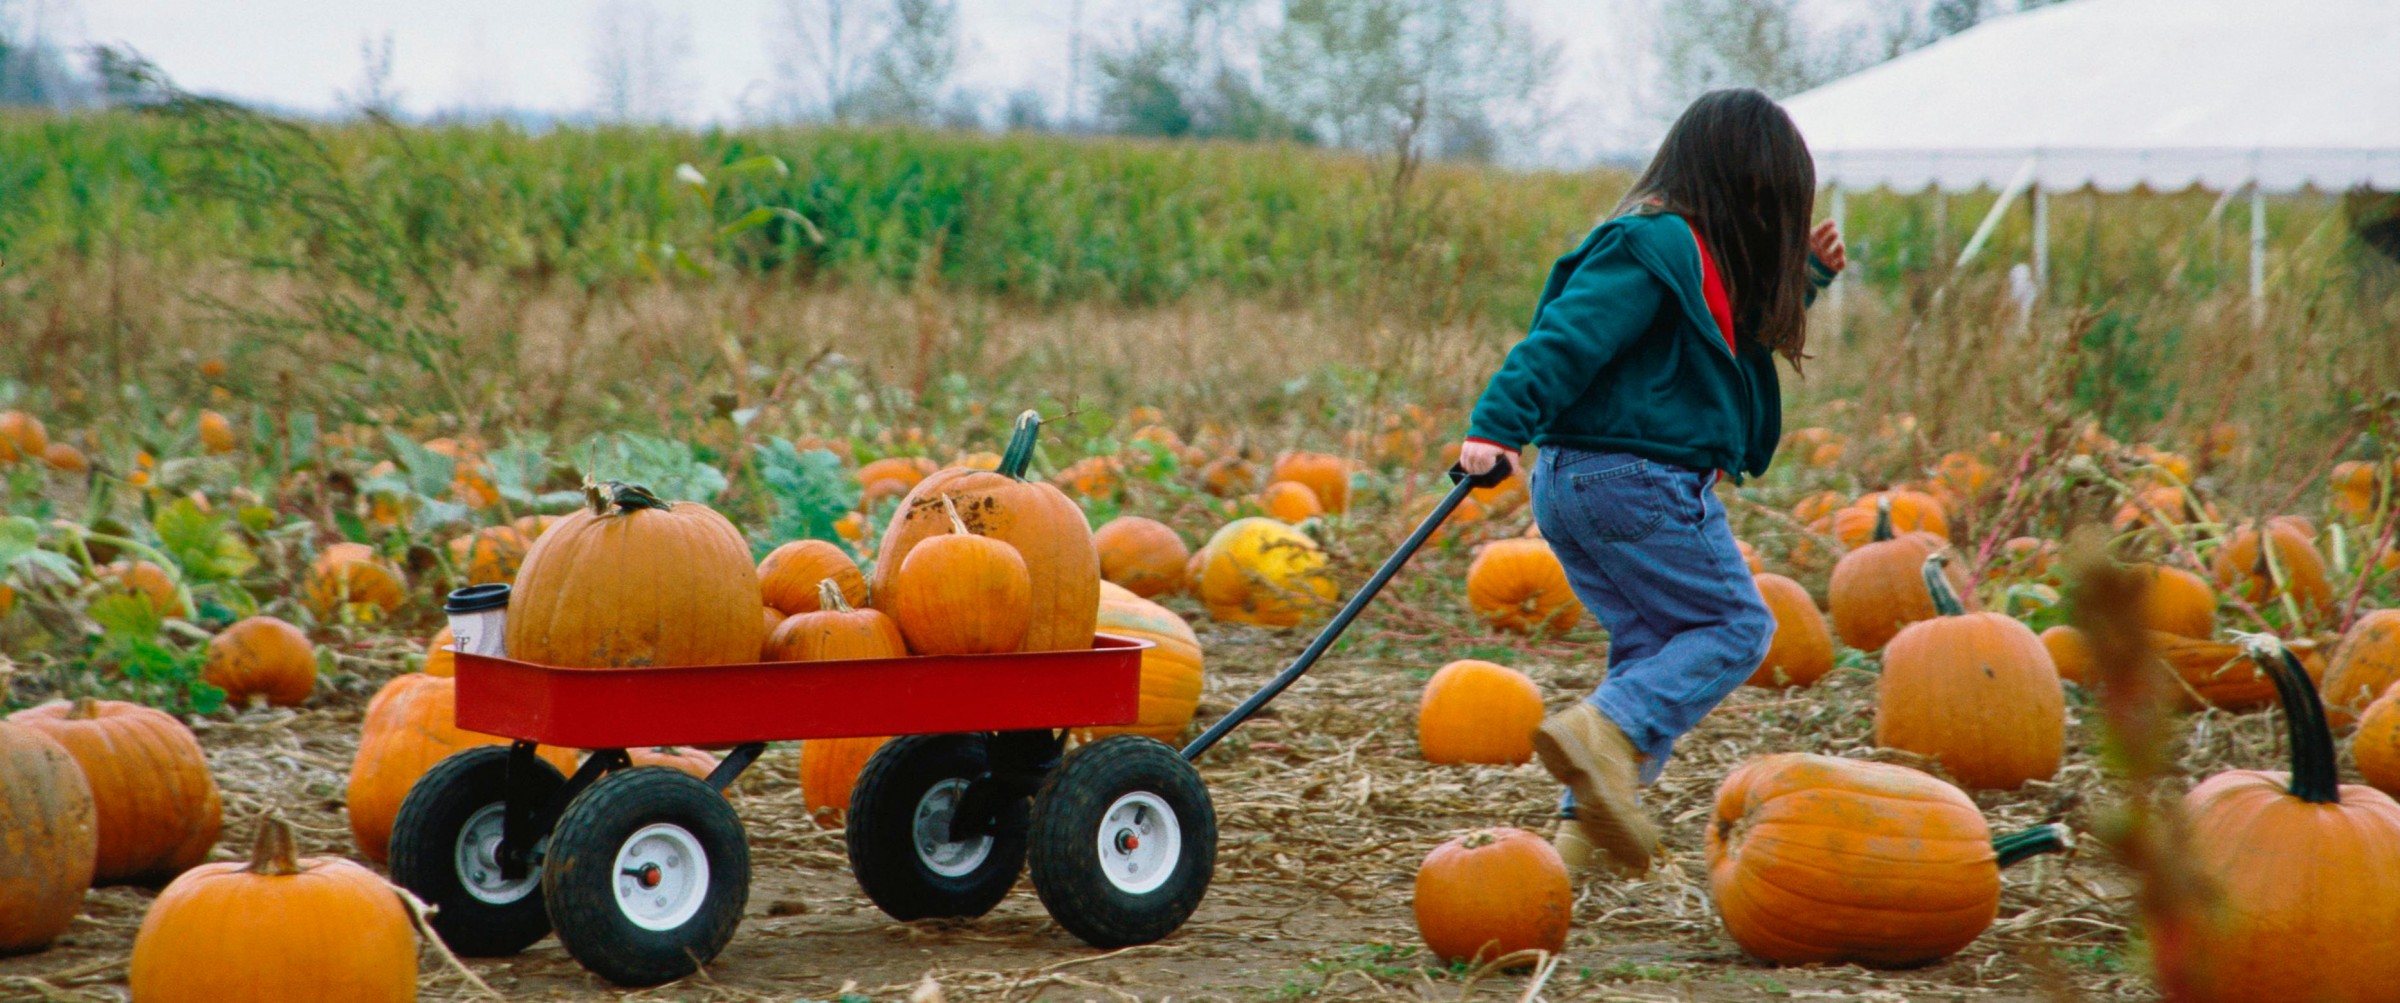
[1616,89,1816,364]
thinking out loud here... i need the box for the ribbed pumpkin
[1829,499,1971,652]
[800,736,889,828]
[767,579,908,661]
[2154,632,2330,712]
[1707,753,2069,967]
[1092,516,1190,599]
[105,559,188,617]
[345,673,578,862]
[1875,554,2063,790]
[1749,573,1834,688]
[203,615,317,707]
[1416,660,1543,765]
[1269,451,1351,514]
[423,625,456,678]
[8,699,221,886]
[130,818,417,1003]
[1258,480,1324,523]
[1464,539,1584,637]
[2320,609,2400,726]
[304,542,407,621]
[2330,461,2384,522]
[2154,635,2400,1003]
[1192,517,1338,627]
[756,539,868,615]
[506,481,763,667]
[1076,582,1205,743]
[2041,625,2093,686]
[1830,490,1949,549]
[0,720,96,955]
[2212,516,2333,618]
[2135,564,2218,638]
[628,746,722,780]
[445,525,528,586]
[2354,682,2400,798]
[0,410,48,463]
[871,412,1099,653]
[857,455,937,493]
[1413,828,1571,965]
[890,496,1032,656]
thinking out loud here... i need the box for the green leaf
[90,592,165,640]
[382,429,457,498]
[753,439,861,556]
[153,499,257,583]
[717,205,822,244]
[720,154,790,180]
[574,433,728,503]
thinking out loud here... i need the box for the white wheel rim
[456,803,540,906]
[1096,792,1181,895]
[612,823,712,932]
[912,778,994,878]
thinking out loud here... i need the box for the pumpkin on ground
[1464,538,1584,636]
[423,625,456,678]
[1075,582,1206,744]
[767,579,908,662]
[0,720,97,955]
[2135,564,2217,638]
[756,538,868,615]
[2320,609,2400,727]
[1829,490,1949,549]
[1829,499,1971,652]
[507,480,763,667]
[105,560,188,617]
[203,615,317,707]
[1413,828,1572,965]
[800,736,890,828]
[2330,461,2385,522]
[1093,517,1190,599]
[1749,573,1833,688]
[1191,517,1338,628]
[889,496,1032,656]
[1416,660,1543,765]
[1055,456,1122,499]
[0,410,48,463]
[8,699,221,886]
[2152,635,2400,1003]
[1258,480,1324,523]
[1707,753,2070,967]
[871,411,1099,653]
[2211,517,2333,619]
[41,442,87,473]
[2353,682,2400,798]
[856,456,937,493]
[1269,451,1352,514]
[345,673,578,862]
[1875,553,2063,790]
[445,525,529,586]
[130,818,417,1003]
[2153,632,2329,712]
[1735,539,1765,574]
[2041,625,2093,686]
[304,542,407,621]
[1198,456,1259,498]
[196,410,237,454]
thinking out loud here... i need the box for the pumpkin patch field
[3,116,2400,1003]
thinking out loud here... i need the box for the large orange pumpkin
[1092,517,1190,599]
[0,720,97,955]
[1875,554,2063,790]
[1707,753,2069,967]
[889,496,1032,656]
[2320,609,2400,727]
[130,817,417,1003]
[1749,573,1833,688]
[506,481,763,667]
[1416,660,1544,765]
[2211,517,2333,619]
[800,736,889,829]
[1258,480,1324,523]
[1191,517,1337,627]
[1413,828,1571,965]
[1829,499,1971,652]
[203,615,317,708]
[1464,538,1584,636]
[2135,564,2218,639]
[1269,451,1352,515]
[872,412,1099,653]
[2153,635,2400,1003]
[8,699,221,886]
[756,538,867,615]
[345,673,578,862]
[766,579,908,662]
[1076,582,1206,744]
[304,542,407,621]
[1830,490,1949,549]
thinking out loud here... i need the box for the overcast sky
[34,0,1685,163]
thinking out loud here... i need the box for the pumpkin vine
[2239,632,2342,804]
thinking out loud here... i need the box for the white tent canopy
[1784,0,2400,193]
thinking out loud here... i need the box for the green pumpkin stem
[997,410,1043,480]
[247,816,302,876]
[1922,551,1966,617]
[1992,823,2072,868]
[2239,632,2341,804]
[582,478,671,516]
[1872,495,1895,543]
[816,577,852,614]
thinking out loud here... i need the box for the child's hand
[1810,220,1847,273]
[1457,440,1518,477]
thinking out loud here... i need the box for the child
[1455,89,1845,875]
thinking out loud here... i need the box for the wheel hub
[456,803,541,906]
[912,778,996,878]
[1096,792,1181,895]
[612,823,711,932]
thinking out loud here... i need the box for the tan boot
[1551,823,1598,872]
[1532,704,1659,874]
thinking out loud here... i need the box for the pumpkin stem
[816,577,852,613]
[1992,823,2072,867]
[1872,495,1894,542]
[1460,828,1500,850]
[940,493,972,536]
[1922,551,1966,617]
[997,410,1043,480]
[2239,632,2341,804]
[246,815,303,876]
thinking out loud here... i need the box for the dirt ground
[0,580,2176,1003]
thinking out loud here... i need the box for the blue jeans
[1529,448,1771,800]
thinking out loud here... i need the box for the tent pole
[2249,183,2267,328]
[1956,158,2039,271]
[1829,183,1846,339]
[2032,185,2049,296]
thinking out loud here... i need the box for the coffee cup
[443,583,512,658]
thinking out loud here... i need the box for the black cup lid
[444,583,512,613]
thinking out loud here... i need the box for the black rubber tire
[847,733,1029,922]
[541,767,750,987]
[388,745,566,957]
[1028,736,1216,948]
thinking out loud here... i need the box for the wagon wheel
[848,733,1030,921]
[541,767,750,987]
[389,745,567,957]
[1027,735,1216,947]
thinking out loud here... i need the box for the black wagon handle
[1180,461,1513,761]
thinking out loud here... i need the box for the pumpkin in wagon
[766,579,908,662]
[506,480,763,667]
[756,538,868,615]
[889,496,1033,656]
